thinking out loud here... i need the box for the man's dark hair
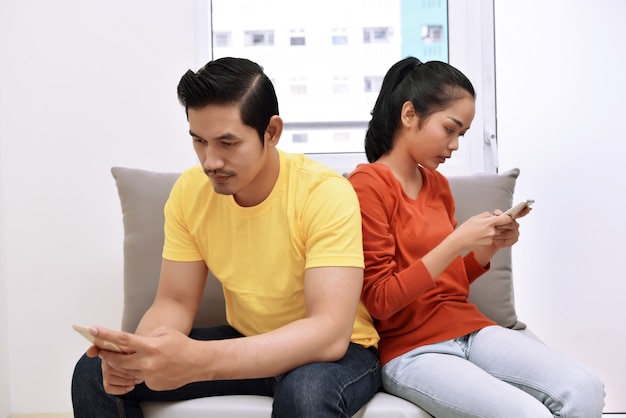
[177,57,279,143]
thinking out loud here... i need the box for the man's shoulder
[166,166,213,208]
[173,165,209,190]
[279,151,358,209]
[281,151,351,189]
[179,164,206,180]
[282,151,339,177]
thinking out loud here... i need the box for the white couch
[111,166,533,417]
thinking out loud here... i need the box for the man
[71,57,381,417]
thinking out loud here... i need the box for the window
[332,34,348,45]
[364,76,384,93]
[363,27,392,43]
[290,29,306,46]
[421,25,443,43]
[290,78,307,95]
[244,30,274,46]
[213,31,231,47]
[203,0,497,175]
[332,77,350,94]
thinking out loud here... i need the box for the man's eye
[222,141,236,147]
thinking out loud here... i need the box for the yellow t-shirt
[163,150,379,348]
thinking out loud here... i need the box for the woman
[349,57,604,417]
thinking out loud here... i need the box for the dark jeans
[72,326,381,418]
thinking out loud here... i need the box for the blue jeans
[72,326,381,418]
[382,325,605,418]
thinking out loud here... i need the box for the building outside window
[210,0,446,155]
[206,0,498,175]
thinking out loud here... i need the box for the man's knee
[272,365,348,418]
[72,354,102,392]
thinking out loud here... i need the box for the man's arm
[135,259,208,336]
[95,265,363,391]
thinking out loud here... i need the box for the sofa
[111,165,537,417]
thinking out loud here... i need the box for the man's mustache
[204,169,235,176]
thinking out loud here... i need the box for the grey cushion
[111,167,226,333]
[111,166,524,332]
[448,168,524,329]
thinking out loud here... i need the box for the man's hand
[89,325,202,393]
[99,354,141,395]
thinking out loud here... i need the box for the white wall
[0,0,199,414]
[1,0,625,415]
[0,121,9,417]
[1,3,14,416]
[494,0,626,412]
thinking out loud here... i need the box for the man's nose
[203,145,224,171]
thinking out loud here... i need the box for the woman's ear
[264,115,283,147]
[400,101,418,128]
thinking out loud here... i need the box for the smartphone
[72,324,124,353]
[502,199,535,218]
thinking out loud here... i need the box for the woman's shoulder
[348,164,405,209]
[349,163,394,184]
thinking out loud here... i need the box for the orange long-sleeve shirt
[349,164,495,365]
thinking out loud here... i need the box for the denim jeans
[382,325,605,418]
[72,325,381,418]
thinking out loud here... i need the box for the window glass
[209,0,448,155]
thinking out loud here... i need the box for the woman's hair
[177,57,279,143]
[364,57,475,162]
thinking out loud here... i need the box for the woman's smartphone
[72,324,124,352]
[502,199,535,218]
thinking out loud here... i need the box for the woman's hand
[453,212,515,251]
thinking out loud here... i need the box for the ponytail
[364,57,474,162]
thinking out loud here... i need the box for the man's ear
[264,115,283,147]
[400,101,418,128]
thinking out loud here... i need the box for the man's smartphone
[502,199,535,218]
[72,324,124,353]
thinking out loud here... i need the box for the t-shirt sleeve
[162,173,204,262]
[301,176,364,269]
